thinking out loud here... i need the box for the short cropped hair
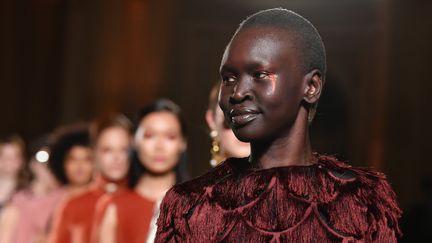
[232,8,326,122]
[233,8,326,79]
[48,124,90,185]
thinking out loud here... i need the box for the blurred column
[368,0,393,169]
[59,0,177,121]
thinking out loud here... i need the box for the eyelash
[253,71,270,79]
[221,71,271,83]
[222,75,236,83]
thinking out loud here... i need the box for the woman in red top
[94,99,189,243]
[156,8,401,242]
[48,115,131,243]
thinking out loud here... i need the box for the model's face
[219,27,307,142]
[213,106,250,158]
[135,111,186,175]
[94,127,130,181]
[0,143,24,177]
[64,146,93,186]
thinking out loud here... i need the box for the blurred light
[35,150,49,163]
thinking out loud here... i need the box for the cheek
[64,161,76,176]
[96,151,114,168]
[97,152,108,164]
[0,156,23,170]
[262,77,277,98]
[262,80,302,110]
[81,161,93,172]
[138,140,155,157]
[165,140,184,158]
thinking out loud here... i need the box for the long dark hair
[128,98,190,188]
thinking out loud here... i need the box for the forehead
[221,26,301,70]
[139,111,181,132]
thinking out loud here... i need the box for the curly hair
[48,124,90,185]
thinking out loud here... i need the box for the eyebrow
[220,61,270,75]
[219,64,238,74]
[245,61,269,71]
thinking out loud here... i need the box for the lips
[229,107,260,127]
[153,156,167,163]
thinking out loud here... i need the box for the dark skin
[219,26,323,169]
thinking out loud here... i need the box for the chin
[232,126,260,143]
[105,174,124,181]
[148,169,172,176]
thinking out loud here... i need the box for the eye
[221,75,236,84]
[253,71,270,79]
[143,132,153,139]
[163,132,177,140]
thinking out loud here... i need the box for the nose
[154,137,165,152]
[229,76,252,104]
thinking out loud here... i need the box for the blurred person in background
[94,99,189,243]
[0,136,62,243]
[48,124,94,197]
[0,135,29,242]
[0,135,28,211]
[205,83,250,167]
[48,114,131,243]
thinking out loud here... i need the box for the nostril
[229,78,253,104]
[229,91,252,104]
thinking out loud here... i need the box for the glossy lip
[229,107,260,127]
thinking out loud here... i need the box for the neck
[250,108,315,169]
[135,171,176,201]
[66,183,89,196]
[93,174,127,193]
[30,179,57,196]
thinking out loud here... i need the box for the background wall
[1,1,432,237]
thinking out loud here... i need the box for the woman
[95,99,189,243]
[0,135,28,210]
[0,135,29,242]
[205,83,250,166]
[156,8,401,242]
[0,136,62,243]
[48,124,94,197]
[49,115,131,243]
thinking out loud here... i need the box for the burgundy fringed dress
[155,155,401,242]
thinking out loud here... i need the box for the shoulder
[60,189,97,213]
[319,155,402,238]
[9,190,28,207]
[160,157,245,216]
[320,155,400,205]
[169,158,243,197]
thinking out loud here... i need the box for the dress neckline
[234,153,324,173]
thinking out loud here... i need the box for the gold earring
[209,130,224,167]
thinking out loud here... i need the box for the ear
[302,69,323,104]
[205,109,217,130]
